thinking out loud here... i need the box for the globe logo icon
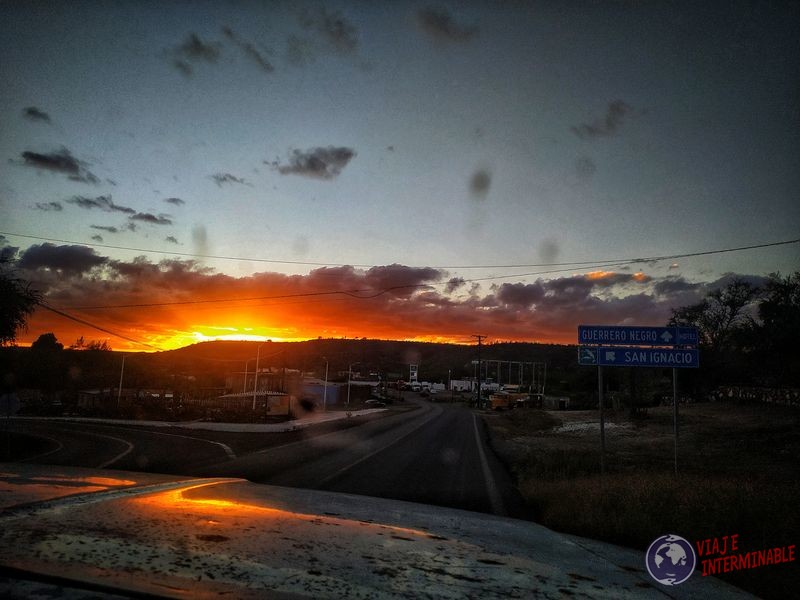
[645,534,696,585]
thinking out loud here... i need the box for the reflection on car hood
[0,464,751,599]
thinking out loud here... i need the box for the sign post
[673,368,678,476]
[578,324,699,478]
[598,365,605,476]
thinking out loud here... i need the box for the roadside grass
[484,402,800,599]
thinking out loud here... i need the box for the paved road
[6,419,232,473]
[6,399,529,519]
[202,399,530,518]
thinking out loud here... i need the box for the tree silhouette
[0,258,41,346]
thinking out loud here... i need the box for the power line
[3,230,796,271]
[67,284,426,310]
[60,242,792,312]
[38,302,159,350]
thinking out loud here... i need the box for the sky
[1,0,798,351]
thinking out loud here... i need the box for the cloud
[11,242,771,349]
[91,235,103,242]
[222,26,275,73]
[35,201,63,212]
[22,106,52,123]
[164,197,185,206]
[66,195,135,214]
[469,169,491,199]
[211,172,249,186]
[496,282,546,308]
[363,264,444,294]
[17,243,106,275]
[165,236,179,244]
[445,277,465,294]
[571,100,634,140]
[417,8,478,42]
[130,212,173,226]
[16,147,99,184]
[271,146,356,179]
[298,7,358,53]
[91,225,119,234]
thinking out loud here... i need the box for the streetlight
[252,343,267,411]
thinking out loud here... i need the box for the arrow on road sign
[604,351,616,362]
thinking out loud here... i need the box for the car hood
[0,463,750,599]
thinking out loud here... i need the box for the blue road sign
[595,346,699,368]
[578,325,699,347]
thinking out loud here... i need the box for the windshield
[1,2,798,599]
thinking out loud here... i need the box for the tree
[69,336,112,351]
[668,278,760,349]
[0,258,41,346]
[668,278,761,389]
[756,272,800,386]
[31,333,63,352]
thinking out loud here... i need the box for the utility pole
[117,354,126,410]
[472,335,486,408]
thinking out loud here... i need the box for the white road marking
[81,432,135,469]
[472,413,506,517]
[117,426,236,459]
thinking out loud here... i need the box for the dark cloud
[271,146,356,179]
[165,236,179,244]
[0,240,19,263]
[299,7,358,53]
[164,197,185,206]
[35,201,63,212]
[17,243,106,275]
[222,26,275,73]
[211,172,249,186]
[130,212,173,226]
[571,100,633,140]
[66,195,135,214]
[16,147,99,184]
[496,282,546,308]
[364,264,444,294]
[445,277,465,294]
[91,225,119,234]
[22,106,51,123]
[469,169,491,198]
[653,276,702,297]
[91,235,103,242]
[417,8,478,42]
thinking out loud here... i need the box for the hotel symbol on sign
[579,347,597,365]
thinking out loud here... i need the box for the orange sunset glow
[12,257,706,352]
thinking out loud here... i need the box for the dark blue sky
[1,1,798,347]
